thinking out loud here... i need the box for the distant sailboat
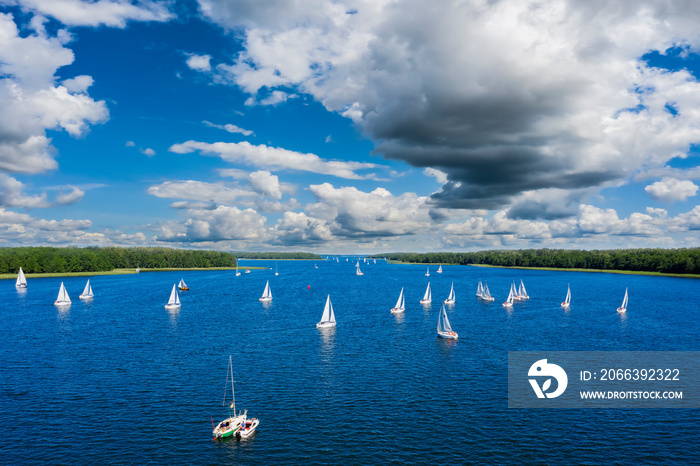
[165,284,181,310]
[178,278,189,291]
[444,282,455,305]
[314,263,318,269]
[617,287,628,313]
[15,267,27,288]
[561,284,571,308]
[503,284,514,308]
[425,267,430,277]
[510,281,521,301]
[316,295,336,328]
[481,282,495,302]
[476,280,484,298]
[275,263,279,276]
[437,265,443,274]
[259,280,272,302]
[391,287,405,313]
[79,279,93,300]
[54,282,71,307]
[437,304,458,339]
[236,264,241,277]
[420,282,432,304]
[518,280,529,300]
[355,261,363,276]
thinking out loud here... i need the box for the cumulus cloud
[186,53,211,72]
[645,177,699,202]
[147,180,256,204]
[155,205,267,242]
[0,174,84,208]
[141,147,155,156]
[197,0,700,211]
[169,140,382,180]
[7,0,173,27]
[203,120,254,136]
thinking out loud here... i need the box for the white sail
[166,284,180,308]
[437,265,442,273]
[444,282,455,304]
[179,278,187,289]
[518,280,529,299]
[317,295,336,328]
[355,262,363,276]
[618,287,628,312]
[259,280,272,301]
[55,282,71,305]
[562,284,571,307]
[476,280,484,297]
[79,279,93,299]
[425,267,430,277]
[482,283,494,301]
[437,304,457,339]
[236,264,241,276]
[392,287,405,312]
[503,285,514,307]
[421,282,432,303]
[15,267,27,288]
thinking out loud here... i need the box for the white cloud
[9,0,174,27]
[141,147,155,156]
[169,140,382,180]
[61,75,93,93]
[186,53,211,72]
[203,120,254,136]
[125,140,135,147]
[0,174,84,208]
[248,170,282,199]
[155,205,267,243]
[147,180,256,204]
[423,167,448,184]
[645,177,699,203]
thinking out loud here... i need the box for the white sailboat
[391,287,405,313]
[561,284,571,308]
[476,280,484,298]
[213,355,248,439]
[518,280,529,300]
[355,261,363,276]
[259,280,272,302]
[165,284,181,310]
[79,279,93,300]
[236,264,241,277]
[444,282,456,305]
[274,263,279,276]
[510,280,521,301]
[178,278,189,290]
[437,265,443,274]
[617,287,628,313]
[481,282,495,302]
[502,284,514,308]
[425,267,430,277]
[54,282,71,306]
[420,282,432,304]
[15,267,27,288]
[437,304,458,339]
[316,295,336,328]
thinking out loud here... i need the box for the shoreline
[0,266,267,280]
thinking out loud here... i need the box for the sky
[1,0,700,254]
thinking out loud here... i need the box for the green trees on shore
[0,247,237,274]
[375,248,700,274]
[233,252,321,260]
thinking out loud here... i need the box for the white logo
[528,359,568,399]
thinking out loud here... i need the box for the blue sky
[1,0,699,253]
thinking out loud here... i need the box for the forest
[233,252,321,260]
[374,248,700,275]
[0,247,237,274]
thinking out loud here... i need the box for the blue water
[1,260,698,464]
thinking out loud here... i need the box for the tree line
[233,252,321,260]
[374,248,700,275]
[0,247,237,274]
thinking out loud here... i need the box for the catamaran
[165,284,180,310]
[178,278,189,291]
[502,284,514,308]
[213,355,248,440]
[15,267,27,288]
[79,279,93,300]
[54,282,71,307]
[561,284,571,308]
[355,261,363,276]
[437,304,458,340]
[444,282,455,305]
[425,267,430,277]
[617,287,628,313]
[316,295,336,328]
[259,280,272,302]
[480,282,495,302]
[437,265,443,274]
[420,282,432,304]
[518,280,529,300]
[391,287,405,313]
[476,280,484,298]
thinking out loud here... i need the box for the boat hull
[438,330,458,340]
[54,301,71,307]
[502,302,513,308]
[259,297,272,302]
[79,295,93,300]
[443,299,455,305]
[419,299,431,304]
[165,304,180,310]
[316,321,336,328]
[179,287,189,291]
[390,307,404,313]
[15,284,27,289]
[617,307,626,313]
[561,302,570,308]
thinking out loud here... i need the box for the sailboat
[165,284,181,310]
[274,263,279,276]
[476,280,484,298]
[437,304,458,339]
[502,284,514,308]
[54,282,71,307]
[437,265,443,274]
[213,355,248,439]
[259,280,272,302]
[444,282,455,305]
[518,280,529,300]
[617,287,628,313]
[509,280,521,301]
[425,267,430,277]
[420,282,432,304]
[391,287,405,313]
[481,282,495,302]
[235,264,241,277]
[15,267,27,288]
[79,279,93,300]
[560,283,571,308]
[316,295,336,328]
[178,278,189,291]
[355,261,363,276]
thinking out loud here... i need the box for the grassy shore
[0,266,267,280]
[386,260,699,279]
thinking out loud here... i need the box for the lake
[1,259,698,464]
